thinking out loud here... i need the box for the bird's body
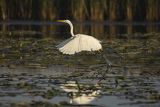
[56,20,102,55]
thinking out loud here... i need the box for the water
[1,21,160,38]
[0,66,160,107]
[0,21,160,107]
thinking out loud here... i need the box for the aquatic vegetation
[0,69,159,107]
[1,34,159,72]
[0,31,160,107]
[17,82,35,89]
[43,89,60,99]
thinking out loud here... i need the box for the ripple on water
[0,65,160,107]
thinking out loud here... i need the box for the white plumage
[56,20,102,55]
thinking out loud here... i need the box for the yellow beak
[57,20,65,22]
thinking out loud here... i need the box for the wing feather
[56,34,102,55]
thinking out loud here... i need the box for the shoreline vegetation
[0,0,159,22]
[0,0,160,37]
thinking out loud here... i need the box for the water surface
[0,21,160,107]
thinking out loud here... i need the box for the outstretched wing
[77,34,102,52]
[56,36,80,55]
[56,34,102,55]
[56,37,74,48]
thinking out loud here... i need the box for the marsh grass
[0,32,159,75]
[0,0,160,38]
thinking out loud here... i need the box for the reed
[70,0,89,35]
[5,0,33,19]
[90,0,104,21]
[109,0,117,38]
[0,0,159,37]
[146,0,159,33]
[0,0,159,22]
[126,0,134,34]
[40,0,57,20]
[40,0,58,37]
[146,0,159,22]
[71,0,88,21]
[0,0,8,36]
[0,0,7,20]
[90,0,105,37]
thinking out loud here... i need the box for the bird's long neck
[68,22,74,37]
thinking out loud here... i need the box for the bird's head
[57,20,71,24]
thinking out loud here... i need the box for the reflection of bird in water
[68,90,101,104]
[60,81,101,105]
[56,20,102,55]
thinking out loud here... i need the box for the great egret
[56,20,102,55]
[56,20,109,81]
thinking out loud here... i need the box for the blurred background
[0,0,160,38]
[0,1,160,106]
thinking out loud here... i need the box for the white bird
[56,20,102,55]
